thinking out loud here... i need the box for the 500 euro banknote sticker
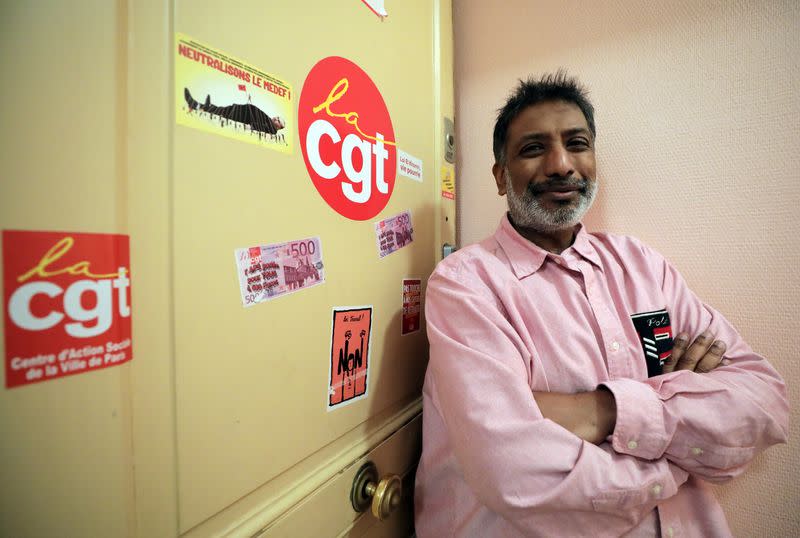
[374,210,414,258]
[235,236,325,307]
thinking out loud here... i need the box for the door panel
[172,1,444,532]
[258,415,421,538]
[182,406,421,538]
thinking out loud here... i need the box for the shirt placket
[577,260,631,380]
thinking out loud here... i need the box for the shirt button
[666,526,674,537]
[651,484,663,497]
[610,341,620,352]
[627,440,638,450]
[691,447,703,456]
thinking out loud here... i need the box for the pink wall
[453,0,798,535]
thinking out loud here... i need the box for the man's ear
[492,163,507,196]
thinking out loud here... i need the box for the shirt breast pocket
[630,308,674,377]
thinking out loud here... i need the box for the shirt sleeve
[601,245,789,481]
[425,260,690,533]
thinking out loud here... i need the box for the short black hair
[493,71,595,165]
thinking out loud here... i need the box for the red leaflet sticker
[299,56,397,221]
[2,230,132,388]
[328,306,372,409]
[401,279,421,335]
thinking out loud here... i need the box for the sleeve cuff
[600,378,668,460]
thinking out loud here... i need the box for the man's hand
[662,331,727,374]
[534,390,616,445]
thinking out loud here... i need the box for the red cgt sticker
[3,230,132,388]
[299,56,397,221]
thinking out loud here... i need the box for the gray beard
[504,168,597,232]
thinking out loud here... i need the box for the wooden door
[1,1,454,537]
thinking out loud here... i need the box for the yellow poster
[441,164,455,200]
[175,33,293,154]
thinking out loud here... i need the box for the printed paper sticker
[299,56,397,221]
[375,210,414,258]
[402,279,421,335]
[234,237,324,307]
[441,164,455,200]
[175,33,293,153]
[3,230,133,388]
[328,306,372,410]
[398,150,423,183]
[361,0,388,19]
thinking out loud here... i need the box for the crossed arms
[536,330,730,446]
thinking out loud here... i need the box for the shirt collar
[570,226,602,268]
[494,214,602,279]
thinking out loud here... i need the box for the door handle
[350,461,402,521]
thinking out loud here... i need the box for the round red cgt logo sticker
[299,56,396,221]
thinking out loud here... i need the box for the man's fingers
[662,331,728,374]
[674,331,715,371]
[695,340,726,373]
[662,332,688,373]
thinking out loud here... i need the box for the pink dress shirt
[414,215,788,537]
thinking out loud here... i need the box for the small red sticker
[299,56,397,221]
[402,279,421,335]
[3,230,132,388]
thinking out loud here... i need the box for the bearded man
[414,73,788,537]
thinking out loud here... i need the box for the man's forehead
[508,100,589,138]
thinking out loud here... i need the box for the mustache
[527,177,590,195]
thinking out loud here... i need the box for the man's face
[493,100,597,232]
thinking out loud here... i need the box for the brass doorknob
[350,462,403,521]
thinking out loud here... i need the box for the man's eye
[520,144,544,155]
[568,138,591,149]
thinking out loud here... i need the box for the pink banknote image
[375,210,414,258]
[235,237,324,307]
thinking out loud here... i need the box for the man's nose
[543,145,574,178]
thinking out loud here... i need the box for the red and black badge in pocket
[631,308,673,377]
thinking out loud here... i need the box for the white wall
[453,1,799,535]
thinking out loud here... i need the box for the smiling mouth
[544,189,580,200]
[531,182,586,197]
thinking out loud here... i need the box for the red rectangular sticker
[328,306,372,410]
[3,230,132,388]
[402,278,421,335]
